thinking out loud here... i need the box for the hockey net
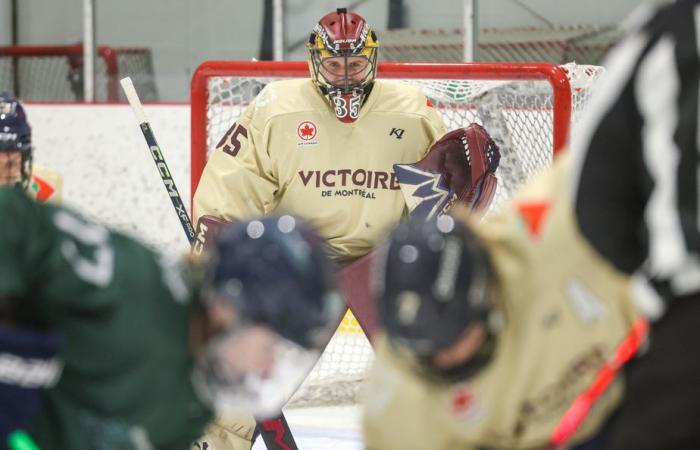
[0,44,157,102]
[190,61,604,407]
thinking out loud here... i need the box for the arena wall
[26,104,192,257]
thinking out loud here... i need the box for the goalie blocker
[193,215,229,255]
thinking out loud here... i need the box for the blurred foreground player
[363,156,645,450]
[0,92,61,203]
[0,186,343,450]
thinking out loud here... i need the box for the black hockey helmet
[205,215,344,350]
[197,215,345,418]
[0,92,33,190]
[376,213,494,358]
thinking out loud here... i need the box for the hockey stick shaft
[120,77,299,450]
[120,77,196,245]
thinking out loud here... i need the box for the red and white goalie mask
[307,8,379,123]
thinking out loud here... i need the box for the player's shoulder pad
[250,79,319,121]
[371,80,434,117]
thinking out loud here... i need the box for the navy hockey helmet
[376,213,494,358]
[205,215,344,350]
[0,92,32,190]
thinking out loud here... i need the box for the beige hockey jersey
[29,164,63,204]
[363,155,641,450]
[193,78,445,265]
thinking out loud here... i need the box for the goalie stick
[120,77,299,450]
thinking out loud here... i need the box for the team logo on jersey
[450,384,484,425]
[298,121,317,141]
[297,121,319,147]
[389,128,405,139]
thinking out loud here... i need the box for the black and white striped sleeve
[570,0,700,303]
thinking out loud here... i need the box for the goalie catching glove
[394,123,500,219]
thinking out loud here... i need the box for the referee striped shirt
[571,0,700,309]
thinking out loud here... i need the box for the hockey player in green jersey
[0,187,343,450]
[363,154,645,450]
[0,92,62,203]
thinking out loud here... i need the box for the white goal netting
[191,61,605,407]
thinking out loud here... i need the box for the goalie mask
[195,215,344,418]
[375,213,497,381]
[0,93,32,190]
[307,8,379,123]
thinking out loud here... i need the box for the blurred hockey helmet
[307,8,379,123]
[375,213,496,379]
[0,92,32,190]
[196,215,345,418]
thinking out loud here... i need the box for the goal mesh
[191,61,604,406]
[0,45,157,102]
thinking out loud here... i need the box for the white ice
[252,406,363,450]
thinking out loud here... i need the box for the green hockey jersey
[0,187,212,450]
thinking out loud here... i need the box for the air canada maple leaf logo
[297,121,317,141]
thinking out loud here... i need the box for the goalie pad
[339,251,380,341]
[394,123,501,220]
[192,215,230,256]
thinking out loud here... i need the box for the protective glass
[194,323,321,419]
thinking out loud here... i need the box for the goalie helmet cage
[190,60,603,406]
[0,44,157,102]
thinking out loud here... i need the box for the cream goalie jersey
[363,155,642,450]
[193,78,445,264]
